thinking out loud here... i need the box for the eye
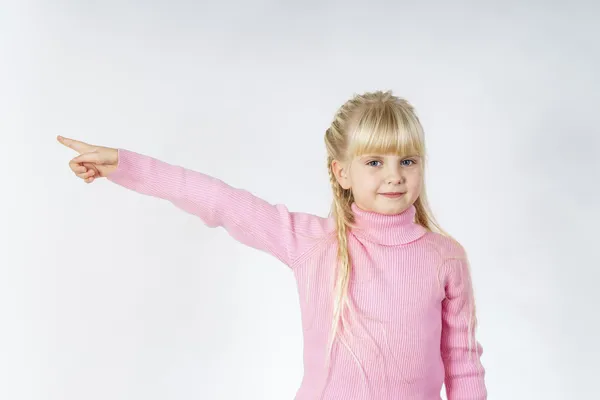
[402,159,416,166]
[366,160,382,167]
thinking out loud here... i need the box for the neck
[349,202,427,246]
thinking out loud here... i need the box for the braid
[319,155,371,395]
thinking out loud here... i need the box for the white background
[2,1,599,399]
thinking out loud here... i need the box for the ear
[331,159,352,190]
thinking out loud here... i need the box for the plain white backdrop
[1,1,599,399]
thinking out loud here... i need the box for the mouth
[380,192,406,198]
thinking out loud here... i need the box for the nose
[385,165,405,185]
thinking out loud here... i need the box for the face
[332,153,423,215]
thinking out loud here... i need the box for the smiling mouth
[380,192,406,197]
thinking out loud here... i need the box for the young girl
[57,90,487,399]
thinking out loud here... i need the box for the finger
[71,152,102,165]
[85,176,95,183]
[57,135,94,154]
[77,169,95,179]
[81,162,99,175]
[70,163,87,174]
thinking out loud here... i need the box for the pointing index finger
[58,135,96,154]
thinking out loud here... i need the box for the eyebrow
[359,154,420,160]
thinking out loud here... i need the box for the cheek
[411,182,423,196]
[407,172,423,192]
[353,170,376,187]
[353,176,380,196]
[366,174,382,191]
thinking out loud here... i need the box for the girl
[58,90,487,399]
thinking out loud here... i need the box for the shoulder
[286,212,337,269]
[417,231,471,286]
[288,210,336,240]
[417,231,467,260]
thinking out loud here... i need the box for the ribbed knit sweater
[107,149,487,400]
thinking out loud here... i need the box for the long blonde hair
[322,90,479,392]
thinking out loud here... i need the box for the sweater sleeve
[106,149,329,268]
[440,254,487,400]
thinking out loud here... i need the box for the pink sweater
[107,149,487,400]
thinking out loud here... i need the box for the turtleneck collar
[349,202,427,246]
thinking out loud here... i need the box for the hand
[57,135,119,183]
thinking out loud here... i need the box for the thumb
[71,151,105,165]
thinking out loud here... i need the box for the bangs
[346,102,424,158]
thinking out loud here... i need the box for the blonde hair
[321,90,479,393]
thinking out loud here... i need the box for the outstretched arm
[106,149,330,268]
